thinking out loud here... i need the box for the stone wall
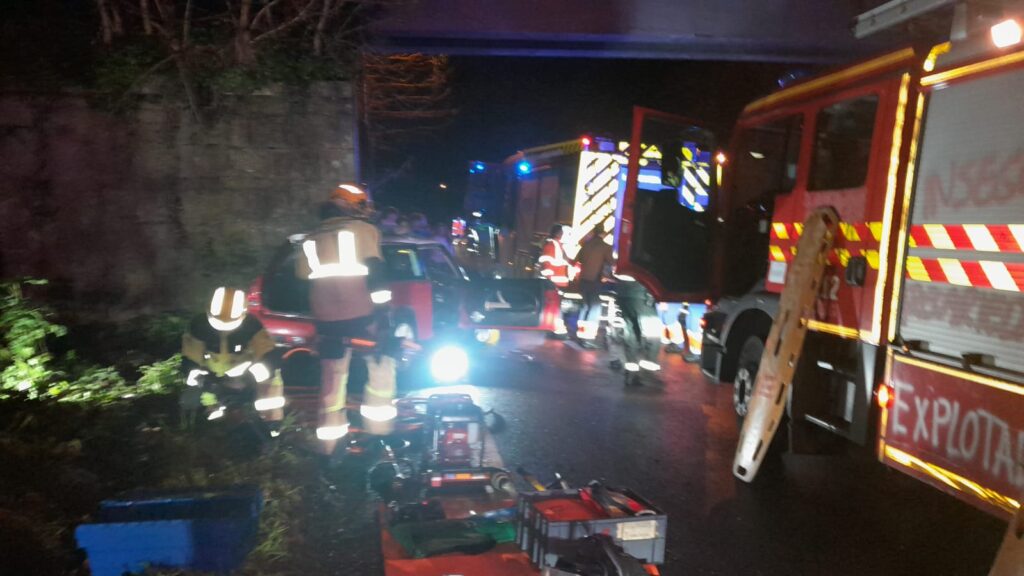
[0,82,356,317]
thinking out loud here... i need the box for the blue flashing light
[474,162,485,172]
[516,160,532,175]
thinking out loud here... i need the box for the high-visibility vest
[538,239,570,287]
[297,218,383,322]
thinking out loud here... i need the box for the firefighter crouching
[297,184,396,456]
[180,287,284,429]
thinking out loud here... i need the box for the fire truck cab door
[616,107,719,302]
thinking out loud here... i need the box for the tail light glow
[877,383,895,409]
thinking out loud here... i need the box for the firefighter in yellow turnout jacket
[181,287,284,428]
[297,184,396,455]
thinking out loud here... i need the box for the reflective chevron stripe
[909,224,1024,253]
[905,256,1024,292]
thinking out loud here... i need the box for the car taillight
[877,383,894,409]
[247,277,264,312]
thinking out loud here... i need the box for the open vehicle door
[460,278,560,332]
[616,107,720,302]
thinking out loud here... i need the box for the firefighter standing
[537,225,573,336]
[180,287,284,429]
[538,225,572,289]
[297,184,396,456]
[609,277,662,384]
[573,230,614,347]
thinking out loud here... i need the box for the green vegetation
[0,279,355,576]
[0,280,181,404]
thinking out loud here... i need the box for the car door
[416,244,465,331]
[616,106,721,303]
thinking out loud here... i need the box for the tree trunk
[313,0,333,56]
[96,0,113,45]
[141,0,152,35]
[234,0,256,65]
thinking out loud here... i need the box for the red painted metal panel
[883,355,1024,519]
[389,280,434,341]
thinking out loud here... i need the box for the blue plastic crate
[75,486,262,576]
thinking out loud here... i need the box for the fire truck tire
[490,471,514,494]
[733,335,763,422]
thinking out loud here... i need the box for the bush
[0,280,182,404]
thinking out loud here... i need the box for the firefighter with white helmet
[180,286,284,428]
[297,183,396,456]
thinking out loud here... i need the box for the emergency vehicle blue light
[517,160,532,175]
[474,162,485,172]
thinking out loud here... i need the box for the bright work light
[430,346,469,383]
[991,18,1022,48]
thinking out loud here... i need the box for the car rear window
[382,245,425,281]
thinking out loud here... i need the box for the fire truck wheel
[733,335,763,423]
[490,471,514,494]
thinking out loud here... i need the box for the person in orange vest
[296,184,396,457]
[537,225,574,336]
[537,225,572,289]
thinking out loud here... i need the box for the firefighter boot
[316,351,351,455]
[255,371,285,431]
[361,355,397,436]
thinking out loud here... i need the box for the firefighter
[537,224,573,337]
[297,184,396,456]
[573,230,614,347]
[538,224,572,289]
[609,277,662,384]
[180,287,284,429]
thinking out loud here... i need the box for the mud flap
[988,503,1023,576]
[733,208,838,482]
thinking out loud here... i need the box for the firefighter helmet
[331,183,372,216]
[207,286,247,332]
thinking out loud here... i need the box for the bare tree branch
[251,0,319,45]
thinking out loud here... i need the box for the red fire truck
[613,1,1022,567]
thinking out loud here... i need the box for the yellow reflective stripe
[806,320,860,340]
[868,222,883,242]
[860,249,880,270]
[840,222,861,242]
[835,248,851,267]
[793,223,804,236]
[769,245,787,262]
[884,446,1020,515]
[905,256,929,281]
[772,222,789,240]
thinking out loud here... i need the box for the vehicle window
[733,115,802,204]
[418,246,459,281]
[382,246,424,281]
[263,246,311,315]
[808,95,878,191]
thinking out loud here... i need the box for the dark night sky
[373,55,798,220]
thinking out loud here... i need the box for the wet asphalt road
[409,332,1008,576]
[325,331,1008,576]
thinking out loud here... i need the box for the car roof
[285,233,445,248]
[381,235,445,246]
